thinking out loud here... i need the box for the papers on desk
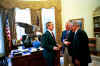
[9,47,44,57]
[18,48,29,52]
[22,51,31,56]
[29,47,44,52]
[38,47,44,51]
[30,48,37,52]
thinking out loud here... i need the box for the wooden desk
[11,51,60,66]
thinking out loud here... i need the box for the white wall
[61,0,100,38]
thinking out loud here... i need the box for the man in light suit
[61,21,74,66]
[41,22,61,66]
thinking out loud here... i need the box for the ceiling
[0,0,56,9]
[21,0,48,1]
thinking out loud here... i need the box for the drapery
[0,8,15,56]
[31,9,41,31]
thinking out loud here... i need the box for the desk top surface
[9,47,44,58]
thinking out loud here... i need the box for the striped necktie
[52,32,55,40]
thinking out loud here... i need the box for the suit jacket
[41,31,57,59]
[61,30,74,55]
[61,30,68,43]
[71,29,91,63]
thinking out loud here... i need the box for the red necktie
[52,32,55,40]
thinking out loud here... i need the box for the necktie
[52,32,55,40]
[66,31,69,39]
[74,32,77,39]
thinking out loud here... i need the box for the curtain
[31,9,41,32]
[8,8,16,40]
[0,8,15,56]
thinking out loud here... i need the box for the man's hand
[64,41,71,46]
[75,59,80,66]
[57,44,62,49]
[53,46,59,51]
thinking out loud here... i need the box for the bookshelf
[94,16,100,38]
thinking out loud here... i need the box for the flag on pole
[5,16,12,49]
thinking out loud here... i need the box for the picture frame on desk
[70,18,84,30]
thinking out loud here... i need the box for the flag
[5,16,12,49]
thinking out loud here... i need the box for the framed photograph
[70,18,84,30]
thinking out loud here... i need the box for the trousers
[64,48,73,66]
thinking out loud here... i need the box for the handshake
[53,44,62,51]
[63,39,71,46]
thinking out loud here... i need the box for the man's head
[65,20,72,30]
[72,21,80,32]
[46,22,54,31]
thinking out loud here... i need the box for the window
[0,14,5,56]
[15,8,31,25]
[15,8,31,40]
[41,7,56,36]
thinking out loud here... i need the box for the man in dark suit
[71,22,91,66]
[61,21,74,66]
[41,22,61,66]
